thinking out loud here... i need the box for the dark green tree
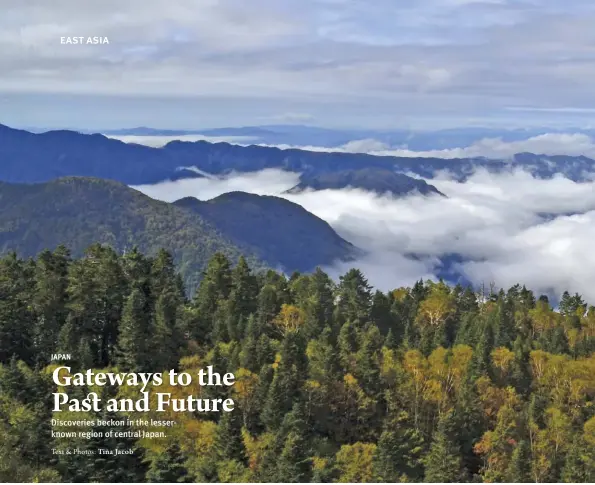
[507,440,531,483]
[424,412,463,483]
[115,288,150,371]
[146,443,193,482]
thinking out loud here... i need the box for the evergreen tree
[424,412,463,482]
[115,288,150,371]
[454,374,485,477]
[510,335,532,395]
[151,283,183,371]
[561,437,593,482]
[374,412,424,481]
[146,443,192,482]
[338,320,358,371]
[275,404,312,483]
[354,325,382,396]
[471,315,495,378]
[0,253,34,363]
[254,284,281,335]
[261,363,300,431]
[495,296,515,349]
[334,269,372,327]
[385,328,398,349]
[228,256,258,337]
[150,248,177,298]
[191,253,232,341]
[370,290,393,335]
[216,410,246,463]
[507,440,531,483]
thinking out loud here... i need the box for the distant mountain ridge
[102,124,595,151]
[1,124,594,184]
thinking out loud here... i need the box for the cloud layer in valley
[303,133,595,159]
[134,167,595,302]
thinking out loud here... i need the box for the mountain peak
[286,168,445,197]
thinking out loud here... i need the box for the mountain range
[102,124,595,151]
[1,124,594,186]
[1,123,594,291]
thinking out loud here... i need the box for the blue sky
[2,0,595,130]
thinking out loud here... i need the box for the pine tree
[255,284,282,334]
[424,412,463,482]
[191,253,232,341]
[370,290,393,334]
[240,316,260,372]
[0,356,27,401]
[0,253,34,364]
[335,269,372,327]
[274,403,312,483]
[471,315,495,378]
[228,256,258,329]
[115,287,150,372]
[385,328,398,349]
[215,411,246,463]
[454,374,485,477]
[561,436,593,482]
[495,296,515,349]
[510,335,532,395]
[150,249,177,298]
[151,283,183,371]
[338,320,358,371]
[304,268,335,337]
[146,443,192,482]
[354,325,382,396]
[261,363,300,431]
[276,430,312,482]
[507,440,531,483]
[374,412,424,481]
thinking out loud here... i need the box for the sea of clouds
[133,167,595,303]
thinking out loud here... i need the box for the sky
[2,0,595,130]
[133,167,595,302]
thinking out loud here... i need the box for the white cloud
[133,167,595,303]
[265,133,595,159]
[131,168,300,200]
[369,133,595,159]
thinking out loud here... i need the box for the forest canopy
[0,244,594,482]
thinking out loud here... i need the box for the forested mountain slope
[0,177,355,291]
[173,191,356,271]
[0,176,252,291]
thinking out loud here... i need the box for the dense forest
[1,244,594,482]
